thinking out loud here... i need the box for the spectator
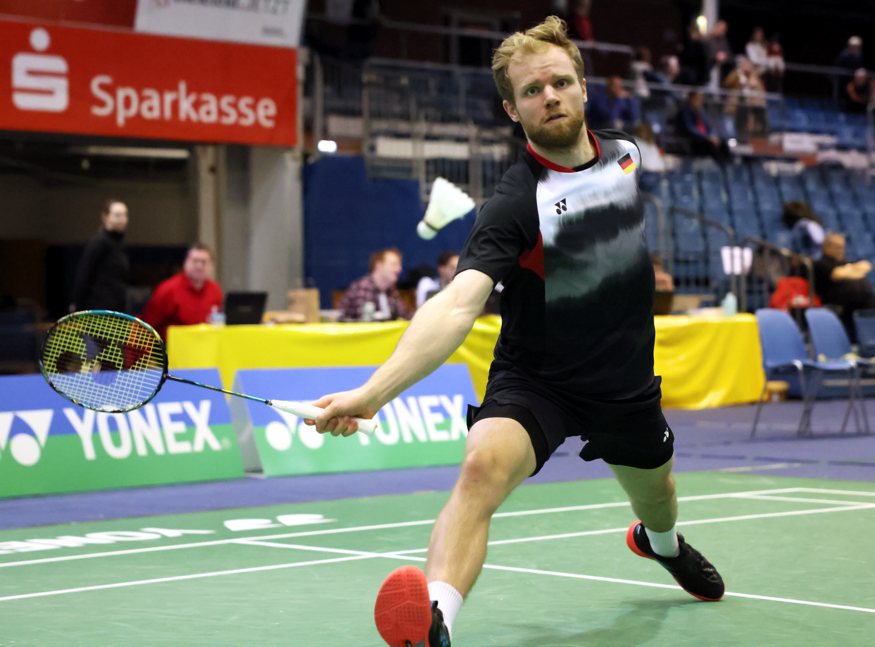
[765,33,786,92]
[634,122,675,184]
[586,75,637,131]
[566,0,595,75]
[678,90,730,162]
[71,199,130,313]
[834,36,864,99]
[745,27,769,75]
[842,68,873,113]
[416,251,459,308]
[813,232,875,338]
[139,243,223,340]
[704,19,735,87]
[835,35,865,73]
[678,24,709,86]
[339,247,413,321]
[722,56,767,138]
[651,254,674,291]
[629,46,665,99]
[782,200,825,260]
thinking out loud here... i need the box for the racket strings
[42,312,166,412]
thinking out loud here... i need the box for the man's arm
[311,268,494,435]
[831,260,872,281]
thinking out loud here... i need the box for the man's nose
[544,85,560,104]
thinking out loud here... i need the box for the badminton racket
[38,310,378,434]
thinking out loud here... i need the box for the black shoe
[424,602,451,647]
[375,566,452,646]
[626,521,725,601]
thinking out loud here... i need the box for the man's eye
[525,87,539,96]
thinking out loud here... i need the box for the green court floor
[1,473,873,646]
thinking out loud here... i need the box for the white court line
[2,501,875,607]
[719,463,803,473]
[0,486,815,570]
[795,487,875,497]
[732,494,875,506]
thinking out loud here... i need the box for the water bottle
[208,305,225,326]
[721,292,738,317]
[361,301,375,322]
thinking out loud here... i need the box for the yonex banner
[0,18,297,146]
[232,365,478,476]
[0,370,244,498]
[135,0,306,49]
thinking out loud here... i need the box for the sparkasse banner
[0,18,297,146]
[0,370,245,498]
[232,365,478,476]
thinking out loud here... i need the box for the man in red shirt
[140,243,224,339]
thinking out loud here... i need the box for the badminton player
[308,15,724,646]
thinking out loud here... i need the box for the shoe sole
[625,521,723,602]
[374,566,434,647]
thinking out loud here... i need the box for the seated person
[339,247,413,321]
[813,232,875,338]
[140,243,223,340]
[586,75,638,131]
[842,68,872,113]
[651,254,674,291]
[416,251,459,308]
[678,90,731,162]
[782,200,824,260]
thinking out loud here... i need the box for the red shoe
[374,566,438,646]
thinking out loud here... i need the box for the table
[168,314,764,409]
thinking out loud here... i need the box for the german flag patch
[618,153,636,174]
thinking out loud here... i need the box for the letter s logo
[12,28,69,113]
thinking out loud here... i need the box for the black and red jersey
[457,129,655,398]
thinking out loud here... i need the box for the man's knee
[458,446,520,493]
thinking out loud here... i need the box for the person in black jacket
[71,199,130,313]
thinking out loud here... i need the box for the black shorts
[467,374,674,476]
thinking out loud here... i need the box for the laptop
[224,291,267,325]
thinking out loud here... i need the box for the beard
[526,112,586,150]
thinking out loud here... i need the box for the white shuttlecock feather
[416,177,475,240]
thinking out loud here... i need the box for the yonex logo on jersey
[0,410,53,466]
[554,198,567,214]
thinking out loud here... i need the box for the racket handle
[269,400,378,435]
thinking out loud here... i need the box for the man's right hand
[306,388,380,437]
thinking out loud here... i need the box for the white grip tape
[269,400,378,435]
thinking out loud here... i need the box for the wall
[303,155,475,308]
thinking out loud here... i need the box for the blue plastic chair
[853,309,875,358]
[804,308,871,434]
[753,309,862,438]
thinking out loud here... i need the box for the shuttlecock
[416,177,475,240]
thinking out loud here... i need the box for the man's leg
[611,458,724,601]
[374,417,536,645]
[426,416,537,593]
[610,458,677,532]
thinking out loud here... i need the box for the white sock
[428,580,463,638]
[645,525,680,558]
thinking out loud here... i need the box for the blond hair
[491,15,585,104]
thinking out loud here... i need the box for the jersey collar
[526,129,601,173]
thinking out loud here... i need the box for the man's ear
[581,77,588,103]
[502,99,519,123]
